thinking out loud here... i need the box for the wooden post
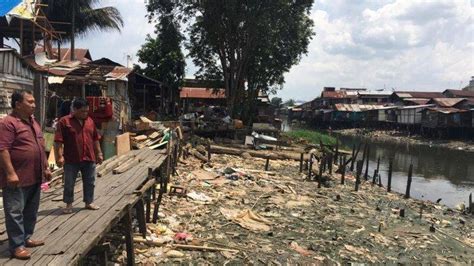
[405,163,413,199]
[123,208,135,266]
[350,144,356,171]
[364,145,370,181]
[372,169,377,185]
[318,155,323,188]
[328,154,333,175]
[360,143,367,173]
[335,138,339,165]
[135,199,147,238]
[20,19,24,56]
[146,168,153,223]
[387,159,393,192]
[400,209,405,217]
[299,153,304,173]
[355,160,362,191]
[341,156,346,185]
[265,156,270,171]
[469,193,472,214]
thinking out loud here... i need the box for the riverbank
[110,142,473,264]
[336,128,474,152]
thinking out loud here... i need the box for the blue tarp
[0,0,22,17]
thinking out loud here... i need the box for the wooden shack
[396,104,434,125]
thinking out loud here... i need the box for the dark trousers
[2,183,41,252]
[63,162,96,205]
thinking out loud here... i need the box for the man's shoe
[11,247,31,260]
[25,239,45,248]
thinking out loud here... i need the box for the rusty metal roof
[425,107,468,114]
[443,89,474,98]
[322,91,357,99]
[104,67,133,81]
[393,91,444,99]
[334,104,387,112]
[180,87,226,99]
[428,98,466,108]
[402,98,430,105]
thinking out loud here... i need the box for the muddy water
[337,134,474,208]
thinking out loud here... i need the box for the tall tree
[44,0,123,60]
[147,0,314,120]
[136,3,185,114]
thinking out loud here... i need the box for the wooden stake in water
[341,155,346,185]
[372,169,377,185]
[469,193,472,214]
[364,145,370,181]
[405,163,413,199]
[387,159,393,192]
[350,144,356,171]
[265,157,270,171]
[299,153,304,173]
[355,160,363,191]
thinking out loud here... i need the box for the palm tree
[44,0,123,60]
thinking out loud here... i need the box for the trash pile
[130,116,181,150]
[104,144,474,264]
[179,106,244,132]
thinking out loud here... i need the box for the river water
[336,134,474,208]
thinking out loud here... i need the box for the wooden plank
[116,132,131,156]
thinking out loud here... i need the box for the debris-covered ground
[107,149,473,264]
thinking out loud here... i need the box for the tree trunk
[70,3,76,61]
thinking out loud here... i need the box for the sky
[11,0,474,101]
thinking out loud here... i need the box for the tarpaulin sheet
[7,0,36,21]
[0,0,22,16]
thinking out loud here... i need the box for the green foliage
[284,99,296,107]
[136,17,185,94]
[284,129,337,147]
[44,0,123,39]
[270,97,283,108]
[146,0,314,119]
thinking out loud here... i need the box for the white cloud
[276,0,474,100]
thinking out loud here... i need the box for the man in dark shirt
[0,90,52,260]
[54,98,103,214]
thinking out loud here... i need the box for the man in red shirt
[0,90,52,260]
[54,98,103,214]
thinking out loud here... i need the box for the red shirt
[0,114,47,188]
[54,115,100,164]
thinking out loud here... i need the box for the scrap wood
[220,208,272,232]
[172,244,239,253]
[289,241,312,256]
[133,135,148,142]
[148,141,168,150]
[210,144,318,161]
[148,131,161,139]
[113,157,142,174]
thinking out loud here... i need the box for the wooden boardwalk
[0,149,167,265]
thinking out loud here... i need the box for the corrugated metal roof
[428,98,466,108]
[180,87,226,99]
[334,104,387,112]
[403,98,430,105]
[104,66,132,81]
[399,104,435,109]
[425,107,468,114]
[321,90,357,99]
[394,91,444,98]
[358,91,392,96]
[443,89,474,98]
